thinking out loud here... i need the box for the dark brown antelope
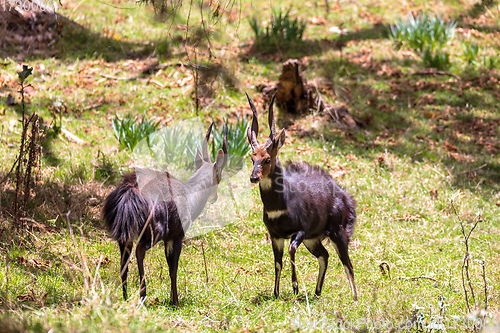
[246,93,358,301]
[102,123,227,305]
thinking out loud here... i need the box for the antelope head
[246,93,286,184]
[194,122,228,203]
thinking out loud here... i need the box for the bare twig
[82,102,104,111]
[201,239,209,284]
[193,50,199,116]
[412,69,461,80]
[480,259,488,310]
[99,73,136,81]
[400,275,439,282]
[0,154,21,185]
[451,200,480,312]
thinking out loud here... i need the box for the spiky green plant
[112,114,160,151]
[211,115,251,174]
[390,13,456,69]
[150,123,200,171]
[249,7,307,50]
[422,48,451,70]
[462,42,480,67]
[390,13,456,53]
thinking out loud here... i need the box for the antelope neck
[259,157,287,213]
[184,166,214,220]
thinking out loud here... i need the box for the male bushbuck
[102,123,227,305]
[246,93,358,301]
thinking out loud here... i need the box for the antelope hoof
[292,282,298,294]
[274,289,280,299]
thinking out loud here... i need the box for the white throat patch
[259,177,272,191]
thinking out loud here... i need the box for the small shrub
[211,115,251,174]
[112,114,160,151]
[249,7,307,50]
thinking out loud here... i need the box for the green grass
[1,0,500,331]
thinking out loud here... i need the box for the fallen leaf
[16,288,36,303]
[61,128,86,145]
[444,140,457,152]
[395,214,421,221]
[310,16,328,25]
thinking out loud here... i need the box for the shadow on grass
[0,172,114,233]
[54,17,172,62]
[0,14,173,62]
[339,23,388,44]
[457,0,499,20]
[250,291,274,305]
[250,290,322,305]
[242,23,388,63]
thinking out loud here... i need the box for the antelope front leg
[271,237,284,298]
[289,231,305,295]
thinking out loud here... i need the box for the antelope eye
[264,158,271,164]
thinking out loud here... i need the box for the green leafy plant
[249,7,307,50]
[150,123,200,171]
[461,42,499,69]
[423,48,451,70]
[481,54,499,69]
[211,115,251,174]
[48,98,65,136]
[390,13,456,53]
[93,150,116,182]
[462,42,480,67]
[390,13,456,69]
[112,114,160,151]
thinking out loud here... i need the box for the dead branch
[451,200,481,313]
[480,259,488,310]
[400,275,439,282]
[412,69,461,80]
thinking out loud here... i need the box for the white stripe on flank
[266,210,288,219]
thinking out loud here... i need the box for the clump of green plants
[461,42,499,70]
[112,114,160,151]
[149,122,201,171]
[481,55,499,69]
[390,12,456,69]
[462,42,480,67]
[422,48,451,70]
[249,7,307,51]
[211,115,251,174]
[48,98,65,137]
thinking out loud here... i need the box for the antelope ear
[274,128,286,150]
[195,147,204,169]
[215,149,225,177]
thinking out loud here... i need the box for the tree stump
[275,59,314,114]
